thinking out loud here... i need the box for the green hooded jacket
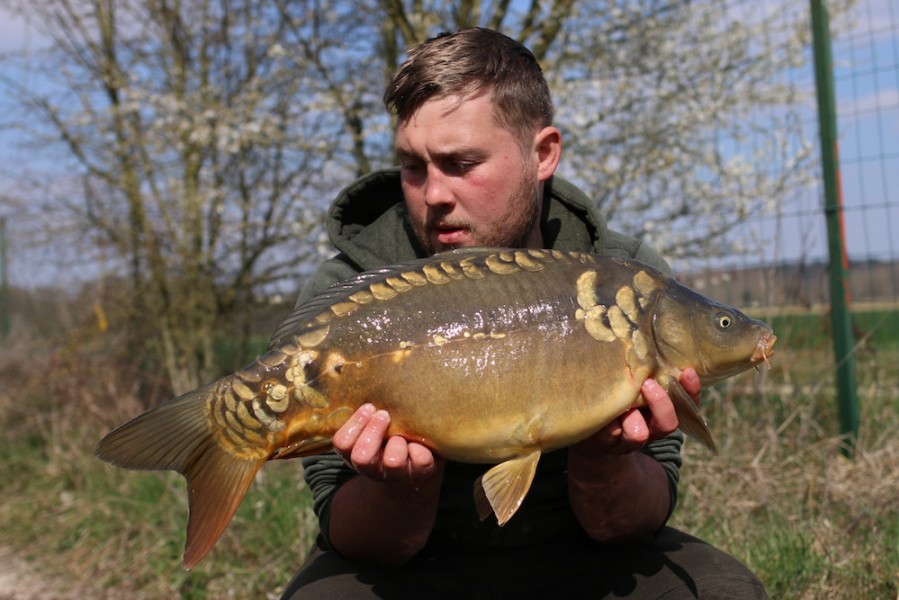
[296,168,684,552]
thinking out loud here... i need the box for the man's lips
[433,226,468,245]
[429,221,469,245]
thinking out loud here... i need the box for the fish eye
[716,313,734,329]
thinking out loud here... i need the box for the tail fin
[95,385,264,569]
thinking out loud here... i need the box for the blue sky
[734,0,899,271]
[833,0,899,263]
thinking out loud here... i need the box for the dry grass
[0,330,317,599]
[670,347,899,599]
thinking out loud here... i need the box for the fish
[95,247,776,569]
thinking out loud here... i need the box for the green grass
[757,307,899,350]
[1,311,897,598]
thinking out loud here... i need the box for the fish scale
[95,247,777,569]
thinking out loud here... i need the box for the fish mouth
[752,333,777,367]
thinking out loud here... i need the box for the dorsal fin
[268,247,518,347]
[268,267,395,347]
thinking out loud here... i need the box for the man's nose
[423,166,455,208]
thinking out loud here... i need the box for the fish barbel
[96,248,776,568]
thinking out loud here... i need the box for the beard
[409,170,542,255]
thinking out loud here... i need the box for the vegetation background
[0,0,896,598]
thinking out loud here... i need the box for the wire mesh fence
[674,0,898,316]
[658,0,899,452]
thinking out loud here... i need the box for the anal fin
[473,450,542,525]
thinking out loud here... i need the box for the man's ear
[533,126,562,182]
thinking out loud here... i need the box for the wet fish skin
[95,248,776,569]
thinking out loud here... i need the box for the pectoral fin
[666,377,718,453]
[473,450,542,525]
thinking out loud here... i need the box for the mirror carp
[96,248,776,568]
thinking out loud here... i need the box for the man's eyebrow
[395,146,488,163]
[434,148,488,162]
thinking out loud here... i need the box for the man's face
[395,91,543,255]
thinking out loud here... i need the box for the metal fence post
[810,0,860,455]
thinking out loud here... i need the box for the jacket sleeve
[302,452,356,550]
[640,430,684,525]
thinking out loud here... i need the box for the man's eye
[448,161,475,174]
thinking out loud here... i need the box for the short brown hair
[384,28,554,148]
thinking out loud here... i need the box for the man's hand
[327,404,444,565]
[333,403,441,485]
[573,368,702,456]
[567,368,702,543]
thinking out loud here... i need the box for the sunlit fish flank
[95,248,777,569]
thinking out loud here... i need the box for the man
[281,28,766,599]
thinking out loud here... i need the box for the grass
[669,333,899,599]
[1,307,897,598]
[754,306,898,350]
[0,416,316,599]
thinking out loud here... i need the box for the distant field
[748,304,899,350]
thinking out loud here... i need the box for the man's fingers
[637,379,681,442]
[407,442,438,477]
[332,403,377,454]
[382,435,410,471]
[349,409,391,467]
[618,409,651,447]
[680,368,702,404]
[641,380,679,430]
[331,405,440,484]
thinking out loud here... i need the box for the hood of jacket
[323,167,666,273]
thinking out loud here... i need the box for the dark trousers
[280,526,767,599]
